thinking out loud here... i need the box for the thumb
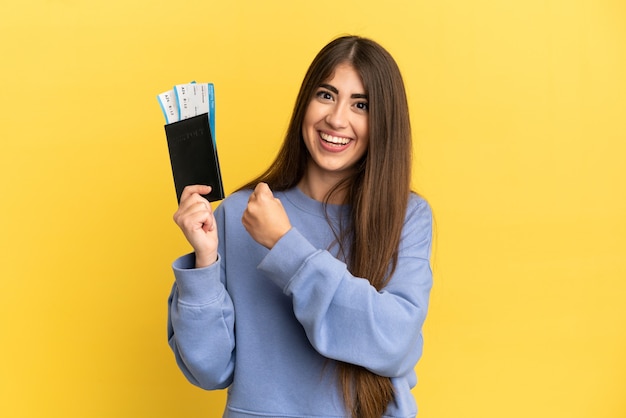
[255,182,273,198]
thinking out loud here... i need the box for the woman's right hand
[173,185,218,268]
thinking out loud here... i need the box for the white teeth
[320,132,350,145]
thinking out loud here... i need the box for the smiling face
[300,63,369,190]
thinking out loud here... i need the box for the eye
[355,101,369,111]
[315,89,334,101]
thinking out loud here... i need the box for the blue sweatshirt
[168,186,433,417]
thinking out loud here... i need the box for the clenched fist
[173,185,218,268]
[242,183,292,249]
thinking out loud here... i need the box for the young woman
[168,35,433,418]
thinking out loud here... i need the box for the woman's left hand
[242,183,292,249]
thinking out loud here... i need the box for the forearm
[167,253,236,389]
[258,228,432,377]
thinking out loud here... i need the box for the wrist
[195,251,218,268]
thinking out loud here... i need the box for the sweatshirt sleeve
[257,196,433,378]
[167,252,235,389]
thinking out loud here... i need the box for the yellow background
[1,0,625,417]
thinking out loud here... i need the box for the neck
[297,168,349,205]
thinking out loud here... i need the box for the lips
[320,132,351,146]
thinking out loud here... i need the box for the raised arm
[257,196,433,377]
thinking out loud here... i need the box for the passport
[164,112,224,202]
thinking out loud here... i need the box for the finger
[180,205,216,236]
[201,210,217,233]
[174,200,211,226]
[177,208,208,231]
[180,185,212,203]
[255,182,270,194]
[241,209,252,233]
[254,182,273,198]
[178,190,211,217]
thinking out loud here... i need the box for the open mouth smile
[320,132,351,146]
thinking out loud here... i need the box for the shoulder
[406,193,432,226]
[213,189,253,224]
[215,189,253,213]
[400,193,433,259]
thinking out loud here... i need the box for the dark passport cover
[164,113,224,202]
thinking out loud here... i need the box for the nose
[325,103,349,129]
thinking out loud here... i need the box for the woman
[168,35,433,418]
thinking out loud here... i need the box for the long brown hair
[239,36,413,418]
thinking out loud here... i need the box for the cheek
[358,123,369,155]
[301,107,317,136]
[301,119,315,144]
[359,121,369,143]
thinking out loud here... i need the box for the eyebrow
[319,83,368,100]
